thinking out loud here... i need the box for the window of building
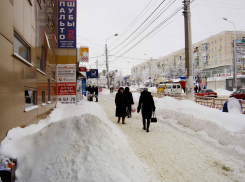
[220,45,222,50]
[37,46,45,72]
[215,47,216,51]
[42,91,45,103]
[48,79,50,101]
[212,48,213,52]
[212,41,213,44]
[220,38,222,41]
[215,40,216,43]
[52,71,55,80]
[212,55,213,59]
[220,61,222,64]
[220,53,222,57]
[25,90,37,110]
[14,33,30,62]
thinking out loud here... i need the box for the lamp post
[144,53,152,86]
[105,33,118,88]
[223,17,237,90]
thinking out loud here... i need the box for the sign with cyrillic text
[57,64,76,104]
[58,0,77,48]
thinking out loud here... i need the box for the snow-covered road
[99,91,245,181]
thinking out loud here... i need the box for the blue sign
[58,0,77,48]
[87,69,98,79]
[82,79,86,96]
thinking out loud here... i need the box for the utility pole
[96,59,98,86]
[233,34,237,90]
[183,0,194,101]
[105,44,109,88]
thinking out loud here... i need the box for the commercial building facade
[0,0,77,141]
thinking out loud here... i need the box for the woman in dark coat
[124,87,134,118]
[115,87,128,124]
[137,88,155,132]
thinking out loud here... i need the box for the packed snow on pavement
[0,101,156,182]
[1,89,245,181]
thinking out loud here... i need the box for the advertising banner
[87,69,98,79]
[80,47,89,62]
[57,0,77,48]
[57,64,76,104]
[82,79,86,96]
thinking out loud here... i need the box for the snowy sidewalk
[99,92,245,181]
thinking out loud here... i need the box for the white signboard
[57,64,76,104]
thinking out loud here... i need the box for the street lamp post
[105,33,118,88]
[144,53,152,86]
[223,17,237,90]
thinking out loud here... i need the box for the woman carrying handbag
[137,88,155,132]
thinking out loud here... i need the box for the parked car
[195,89,217,98]
[137,87,145,92]
[164,83,182,94]
[229,87,245,100]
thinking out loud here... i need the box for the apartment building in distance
[0,0,77,141]
[132,31,245,81]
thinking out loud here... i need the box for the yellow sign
[80,47,89,62]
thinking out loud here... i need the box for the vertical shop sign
[57,64,76,104]
[58,0,77,48]
[82,79,86,96]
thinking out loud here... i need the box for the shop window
[42,91,45,103]
[14,33,30,62]
[25,90,37,108]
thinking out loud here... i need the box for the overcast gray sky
[77,0,245,76]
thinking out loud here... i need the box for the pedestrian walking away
[94,86,98,102]
[124,87,134,118]
[115,87,128,124]
[194,85,198,93]
[137,88,155,132]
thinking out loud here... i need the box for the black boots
[146,119,150,132]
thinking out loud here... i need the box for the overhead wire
[110,0,166,51]
[110,0,157,46]
[110,5,183,64]
[111,0,177,56]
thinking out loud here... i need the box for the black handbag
[151,112,157,122]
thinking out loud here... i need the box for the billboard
[57,0,77,48]
[57,64,76,104]
[80,47,89,62]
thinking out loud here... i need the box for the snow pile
[154,97,245,161]
[215,88,233,97]
[0,100,152,182]
[226,98,243,114]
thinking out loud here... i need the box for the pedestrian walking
[194,85,198,93]
[198,85,201,92]
[94,86,98,102]
[115,87,128,124]
[124,87,134,118]
[137,88,155,132]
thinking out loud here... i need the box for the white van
[164,83,181,94]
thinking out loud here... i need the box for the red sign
[213,73,230,77]
[57,82,76,95]
[79,67,87,72]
